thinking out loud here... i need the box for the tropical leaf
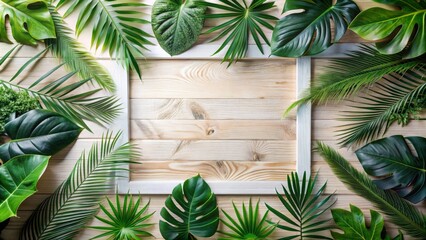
[198,0,278,65]
[0,50,121,130]
[160,175,219,239]
[338,66,426,146]
[271,0,360,57]
[90,194,154,240]
[218,198,275,240]
[356,135,426,203]
[20,132,139,240]
[350,0,426,59]
[0,45,19,67]
[152,0,206,56]
[0,0,55,45]
[266,172,335,240]
[331,205,403,240]
[316,142,426,239]
[0,155,50,222]
[0,109,82,162]
[46,7,115,91]
[56,0,154,79]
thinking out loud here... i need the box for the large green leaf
[350,0,426,59]
[0,155,49,222]
[271,0,360,57]
[0,0,55,45]
[331,205,403,240]
[160,175,219,239]
[152,0,206,56]
[0,109,82,162]
[356,135,426,204]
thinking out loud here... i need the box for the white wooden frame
[114,43,355,194]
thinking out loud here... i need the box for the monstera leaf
[356,135,426,203]
[152,0,206,56]
[331,205,403,240]
[160,175,219,239]
[0,155,50,222]
[350,0,426,59]
[271,0,360,57]
[0,0,56,45]
[0,109,82,162]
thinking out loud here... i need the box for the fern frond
[316,142,426,239]
[20,132,140,240]
[338,67,426,146]
[46,7,115,92]
[56,0,154,79]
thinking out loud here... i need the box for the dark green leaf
[0,109,82,162]
[271,0,360,57]
[152,0,206,56]
[160,175,219,239]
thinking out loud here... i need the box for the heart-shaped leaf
[152,0,206,56]
[331,205,403,240]
[0,155,50,222]
[160,175,219,239]
[271,0,360,57]
[0,0,56,45]
[0,109,82,162]
[356,135,426,203]
[350,0,426,59]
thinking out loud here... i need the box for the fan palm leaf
[46,6,115,92]
[20,132,140,240]
[316,142,426,239]
[56,0,154,79]
[0,48,120,130]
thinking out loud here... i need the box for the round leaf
[152,0,206,56]
[271,0,360,57]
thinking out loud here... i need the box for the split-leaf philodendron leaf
[0,109,82,162]
[271,0,360,57]
[332,205,403,240]
[0,155,50,222]
[0,0,56,45]
[350,0,426,58]
[160,175,219,240]
[152,0,206,56]
[356,135,426,204]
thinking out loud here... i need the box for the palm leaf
[198,0,278,65]
[316,142,426,239]
[284,45,426,116]
[56,0,154,79]
[266,172,335,240]
[0,50,120,130]
[46,6,115,91]
[338,67,426,146]
[20,132,140,240]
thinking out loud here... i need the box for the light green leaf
[0,155,49,222]
[152,0,206,56]
[0,0,55,45]
[350,0,426,58]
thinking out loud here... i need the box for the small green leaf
[0,0,56,45]
[152,0,206,56]
[0,155,50,222]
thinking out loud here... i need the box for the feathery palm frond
[46,7,115,92]
[90,194,154,240]
[0,50,120,130]
[0,45,20,67]
[218,198,275,240]
[56,0,154,79]
[198,0,278,65]
[266,172,335,240]
[316,142,426,239]
[284,45,426,116]
[20,132,140,240]
[338,67,426,146]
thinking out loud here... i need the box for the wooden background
[1,0,425,239]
